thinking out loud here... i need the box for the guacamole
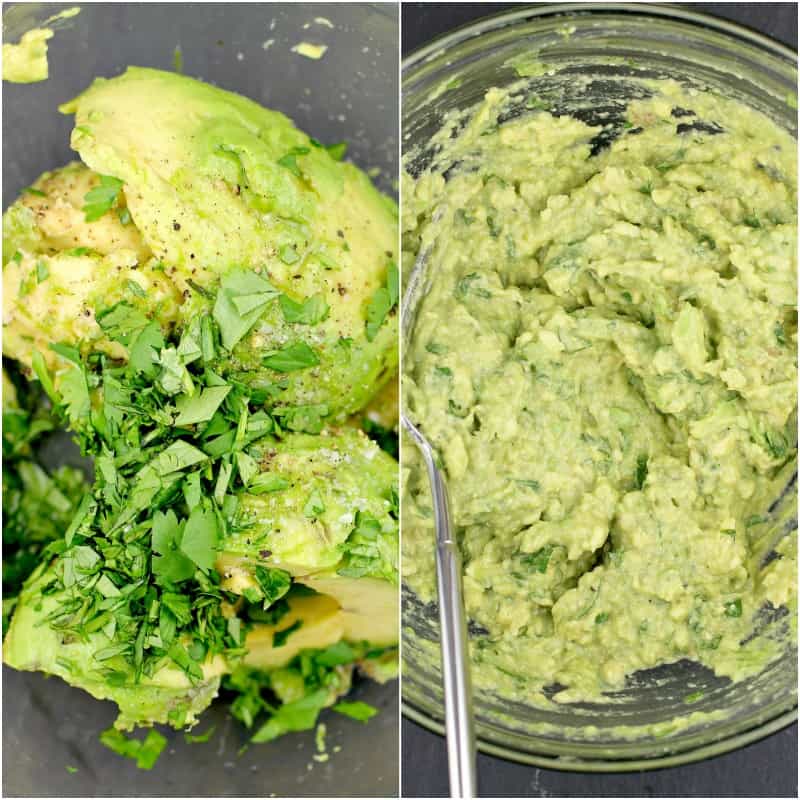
[403,81,797,705]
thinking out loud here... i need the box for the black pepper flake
[338,285,346,296]
[337,230,344,238]
[173,221,181,231]
[259,550,272,559]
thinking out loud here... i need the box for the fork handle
[430,466,477,799]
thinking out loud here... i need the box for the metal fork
[402,218,477,798]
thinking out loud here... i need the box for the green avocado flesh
[403,81,797,706]
[4,67,398,419]
[2,68,398,742]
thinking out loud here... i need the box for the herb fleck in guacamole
[402,81,797,706]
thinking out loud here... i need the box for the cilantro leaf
[99,727,167,770]
[276,146,311,178]
[326,142,347,161]
[251,689,328,743]
[180,506,219,572]
[272,619,303,647]
[365,262,399,342]
[262,342,320,372]
[303,489,325,518]
[83,175,124,223]
[175,385,231,426]
[279,293,330,325]
[332,700,377,722]
[520,545,554,574]
[248,473,290,494]
[254,566,292,607]
[151,510,195,585]
[213,269,280,350]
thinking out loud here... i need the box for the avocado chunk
[217,429,398,579]
[2,163,180,372]
[4,565,226,730]
[58,67,398,417]
[297,573,398,647]
[242,592,344,670]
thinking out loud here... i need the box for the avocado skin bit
[403,81,797,707]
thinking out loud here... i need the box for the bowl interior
[401,6,797,769]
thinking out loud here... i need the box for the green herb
[743,214,761,229]
[174,385,231,426]
[83,175,124,222]
[279,244,300,264]
[24,187,47,197]
[326,142,347,161]
[332,700,378,722]
[277,146,311,178]
[520,545,554,574]
[775,322,787,346]
[251,689,328,743]
[173,45,183,73]
[184,726,216,743]
[724,598,742,618]
[425,342,447,355]
[434,366,452,377]
[338,510,397,583]
[66,766,78,774]
[303,489,326,518]
[254,567,292,608]
[455,272,490,300]
[635,454,648,490]
[279,293,330,325]
[684,690,704,704]
[213,269,280,350]
[263,342,320,372]
[99,728,167,770]
[514,479,540,491]
[248,474,290,494]
[365,262,399,341]
[117,206,132,225]
[594,612,610,625]
[272,619,303,647]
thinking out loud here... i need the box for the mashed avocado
[403,81,797,705]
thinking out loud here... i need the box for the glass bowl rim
[400,1,798,771]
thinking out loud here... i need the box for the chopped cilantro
[365,262,399,341]
[272,619,303,647]
[332,700,378,722]
[184,725,216,744]
[83,175,124,222]
[326,141,347,161]
[279,293,330,325]
[277,146,311,178]
[262,342,320,372]
[99,727,167,770]
[36,260,49,283]
[724,598,742,618]
[520,545,554,574]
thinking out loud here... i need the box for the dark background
[400,3,798,797]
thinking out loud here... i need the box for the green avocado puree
[402,80,797,708]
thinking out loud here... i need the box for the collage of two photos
[2,2,798,798]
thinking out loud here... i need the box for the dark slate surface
[400,3,798,797]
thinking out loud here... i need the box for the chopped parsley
[82,175,124,222]
[365,261,399,342]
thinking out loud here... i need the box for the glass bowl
[401,3,797,771]
[2,3,398,797]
